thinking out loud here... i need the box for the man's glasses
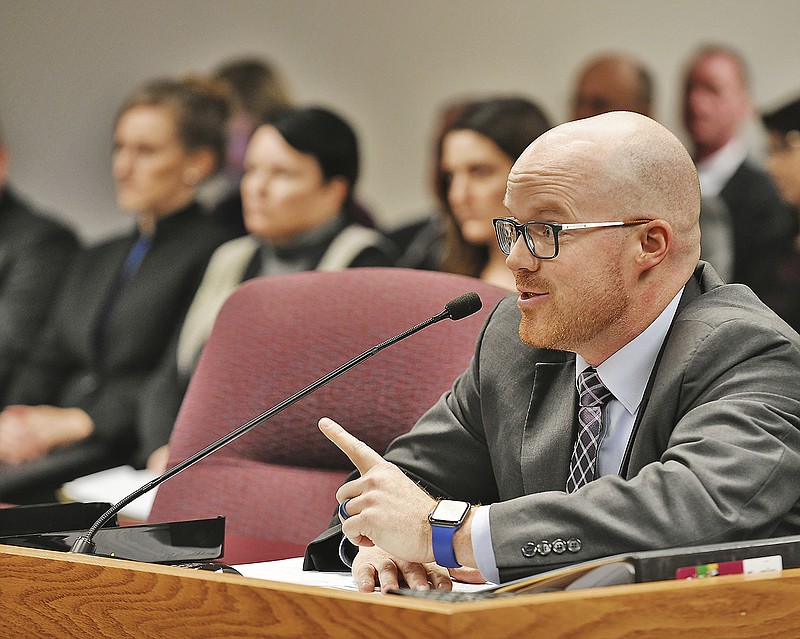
[492,217,651,259]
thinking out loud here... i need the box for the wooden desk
[2,543,800,638]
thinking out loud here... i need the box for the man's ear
[635,219,671,272]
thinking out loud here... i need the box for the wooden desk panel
[2,544,800,638]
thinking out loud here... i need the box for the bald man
[571,53,653,120]
[304,112,800,592]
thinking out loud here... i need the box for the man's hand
[0,406,50,464]
[352,546,452,593]
[319,417,438,564]
[0,405,93,465]
[146,444,170,474]
[448,566,486,584]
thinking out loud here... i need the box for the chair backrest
[148,268,509,562]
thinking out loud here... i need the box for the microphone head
[445,292,482,320]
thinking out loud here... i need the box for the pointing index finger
[318,417,384,475]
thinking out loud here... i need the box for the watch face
[430,500,470,525]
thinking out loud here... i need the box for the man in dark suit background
[304,111,800,592]
[682,45,798,296]
[0,123,78,402]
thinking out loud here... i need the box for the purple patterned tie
[566,368,614,493]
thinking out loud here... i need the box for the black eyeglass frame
[492,217,652,259]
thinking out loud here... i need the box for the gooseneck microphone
[70,292,483,555]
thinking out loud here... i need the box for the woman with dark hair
[249,106,374,234]
[389,97,474,270]
[139,106,395,472]
[0,76,237,499]
[437,97,552,290]
[177,106,394,371]
[759,96,800,333]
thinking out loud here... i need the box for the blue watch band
[431,523,461,568]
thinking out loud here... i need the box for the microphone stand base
[69,536,96,555]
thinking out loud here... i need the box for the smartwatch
[428,500,470,568]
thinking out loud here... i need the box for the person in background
[304,112,800,592]
[696,193,735,282]
[570,52,654,120]
[203,56,293,235]
[760,95,800,333]
[389,98,474,271]
[681,45,797,293]
[0,120,78,402]
[140,106,396,472]
[0,77,237,501]
[437,97,551,291]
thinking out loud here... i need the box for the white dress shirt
[471,288,684,583]
[696,138,746,197]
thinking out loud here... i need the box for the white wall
[1,0,798,242]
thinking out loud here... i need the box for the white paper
[59,465,158,521]
[234,557,494,593]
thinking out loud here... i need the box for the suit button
[552,538,567,554]
[536,540,552,556]
[521,542,537,558]
[74,372,99,396]
[567,538,582,553]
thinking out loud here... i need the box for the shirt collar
[257,212,347,275]
[576,287,684,415]
[696,138,747,197]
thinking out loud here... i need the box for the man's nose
[505,233,540,272]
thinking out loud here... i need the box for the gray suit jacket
[304,262,800,582]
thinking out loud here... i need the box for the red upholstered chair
[147,268,509,563]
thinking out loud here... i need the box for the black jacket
[0,188,78,401]
[4,202,235,472]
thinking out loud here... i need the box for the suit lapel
[521,359,577,494]
[621,264,713,475]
